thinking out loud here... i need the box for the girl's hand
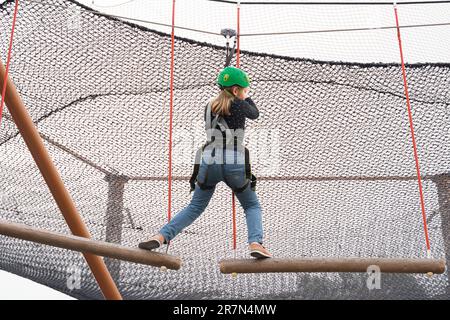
[236,87,250,100]
[231,86,250,100]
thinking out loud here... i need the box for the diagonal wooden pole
[0,59,122,300]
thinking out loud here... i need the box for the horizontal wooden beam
[0,219,182,270]
[220,258,446,274]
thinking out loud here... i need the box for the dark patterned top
[204,97,259,130]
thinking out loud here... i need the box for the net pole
[0,0,122,300]
[0,0,19,126]
[393,1,431,258]
[0,59,122,300]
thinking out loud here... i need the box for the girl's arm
[236,97,259,120]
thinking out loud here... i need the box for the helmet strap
[224,88,235,98]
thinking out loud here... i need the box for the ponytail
[211,88,236,116]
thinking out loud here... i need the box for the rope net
[0,0,449,299]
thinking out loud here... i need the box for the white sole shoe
[138,238,162,251]
[250,250,272,259]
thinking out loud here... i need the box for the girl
[139,67,272,259]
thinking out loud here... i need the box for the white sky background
[1,0,449,300]
[78,0,450,63]
[0,270,75,300]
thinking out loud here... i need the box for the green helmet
[217,66,250,88]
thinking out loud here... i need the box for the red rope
[394,4,431,256]
[232,192,237,250]
[168,0,176,225]
[236,2,241,68]
[231,2,241,252]
[0,0,19,126]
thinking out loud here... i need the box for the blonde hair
[210,86,245,116]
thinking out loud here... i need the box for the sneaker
[138,233,165,251]
[249,242,272,259]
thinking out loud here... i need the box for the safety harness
[189,101,257,193]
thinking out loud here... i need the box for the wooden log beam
[220,258,446,274]
[0,219,182,270]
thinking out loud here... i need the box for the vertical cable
[167,0,176,251]
[232,191,237,254]
[393,1,431,258]
[231,1,241,258]
[236,1,241,68]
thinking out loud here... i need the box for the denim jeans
[159,148,263,244]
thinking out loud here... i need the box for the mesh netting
[0,0,449,299]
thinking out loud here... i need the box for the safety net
[0,0,449,299]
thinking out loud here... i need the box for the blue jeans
[159,148,264,244]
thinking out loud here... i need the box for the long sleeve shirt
[204,97,259,130]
